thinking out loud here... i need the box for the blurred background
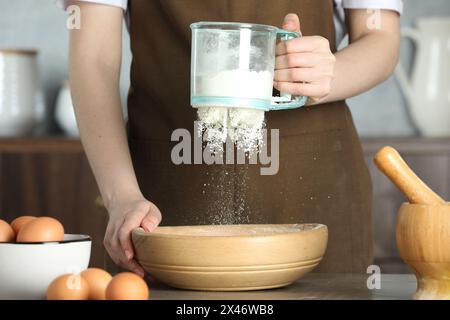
[0,0,449,272]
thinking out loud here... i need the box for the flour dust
[194,168,251,225]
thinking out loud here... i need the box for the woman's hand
[69,2,162,277]
[274,13,336,105]
[103,196,162,277]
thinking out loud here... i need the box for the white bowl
[0,234,91,300]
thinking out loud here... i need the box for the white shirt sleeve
[339,0,403,12]
[334,0,403,46]
[55,0,127,10]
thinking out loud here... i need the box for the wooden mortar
[374,146,450,300]
[396,203,450,300]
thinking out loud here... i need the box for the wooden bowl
[132,224,327,291]
[396,203,450,300]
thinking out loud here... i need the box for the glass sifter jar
[190,22,308,111]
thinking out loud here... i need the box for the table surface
[149,273,417,300]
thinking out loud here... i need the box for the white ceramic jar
[396,17,450,137]
[55,80,79,136]
[0,49,41,136]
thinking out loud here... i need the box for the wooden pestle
[374,146,446,205]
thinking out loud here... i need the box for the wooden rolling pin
[374,146,446,205]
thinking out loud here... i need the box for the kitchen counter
[149,273,417,300]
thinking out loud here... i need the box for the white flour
[167,225,303,237]
[196,70,273,100]
[194,69,272,153]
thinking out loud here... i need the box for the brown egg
[16,217,64,243]
[81,268,112,300]
[10,216,36,235]
[47,274,90,300]
[0,219,15,242]
[106,272,149,300]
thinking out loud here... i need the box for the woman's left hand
[274,13,336,105]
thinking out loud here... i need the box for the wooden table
[149,273,417,300]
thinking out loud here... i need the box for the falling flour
[193,69,273,225]
[194,69,273,153]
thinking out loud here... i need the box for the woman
[64,0,401,276]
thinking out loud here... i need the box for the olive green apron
[127,0,373,273]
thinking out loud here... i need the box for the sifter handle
[269,29,308,111]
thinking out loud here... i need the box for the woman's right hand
[103,197,162,277]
